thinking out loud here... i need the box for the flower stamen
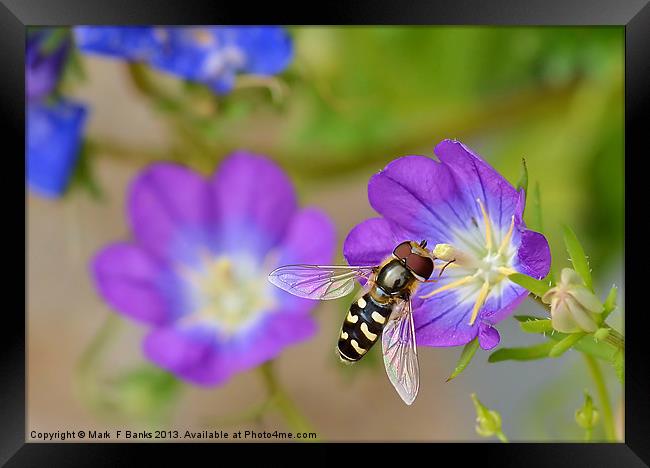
[497,215,515,256]
[469,280,491,325]
[419,274,475,299]
[477,198,493,253]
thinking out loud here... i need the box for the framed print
[2,0,649,465]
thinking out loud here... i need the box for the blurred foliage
[78,26,623,279]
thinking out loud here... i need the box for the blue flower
[73,26,161,61]
[26,29,71,101]
[26,28,88,198]
[73,26,293,94]
[27,99,88,197]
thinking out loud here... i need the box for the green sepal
[518,317,554,334]
[446,337,480,382]
[593,328,610,342]
[549,332,586,357]
[563,225,593,291]
[509,273,551,297]
[488,341,555,362]
[517,158,528,201]
[602,285,618,321]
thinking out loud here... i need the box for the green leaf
[563,225,593,291]
[509,273,551,297]
[488,341,555,362]
[514,315,619,363]
[549,332,586,357]
[446,337,480,381]
[519,318,553,334]
[602,285,618,321]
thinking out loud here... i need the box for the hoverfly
[268,240,454,405]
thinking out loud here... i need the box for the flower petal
[343,217,398,266]
[142,325,228,385]
[74,26,160,61]
[273,208,337,311]
[210,152,297,257]
[478,322,501,350]
[232,27,293,75]
[414,277,527,346]
[413,284,481,347]
[143,312,316,387]
[565,296,599,332]
[276,208,336,266]
[551,298,581,333]
[368,156,467,243]
[571,287,604,314]
[434,139,523,231]
[128,163,211,260]
[516,229,552,279]
[92,243,172,325]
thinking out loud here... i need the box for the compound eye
[406,254,434,280]
[393,241,412,260]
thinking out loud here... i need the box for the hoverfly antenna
[420,239,427,248]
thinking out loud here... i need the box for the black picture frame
[4,0,648,465]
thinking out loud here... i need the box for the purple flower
[92,153,335,386]
[27,99,87,197]
[26,29,71,101]
[343,139,551,350]
[74,26,293,94]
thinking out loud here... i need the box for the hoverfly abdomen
[337,293,392,362]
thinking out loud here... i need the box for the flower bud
[542,268,603,333]
[471,393,505,439]
[575,390,600,430]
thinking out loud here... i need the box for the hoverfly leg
[437,258,456,278]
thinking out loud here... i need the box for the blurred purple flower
[92,153,335,386]
[26,29,71,101]
[27,99,87,198]
[343,139,551,350]
[74,26,293,94]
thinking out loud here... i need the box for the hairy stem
[583,354,617,441]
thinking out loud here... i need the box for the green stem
[496,430,509,443]
[584,427,593,442]
[583,354,616,441]
[76,314,122,411]
[259,361,317,437]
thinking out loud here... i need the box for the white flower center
[422,198,518,325]
[177,251,276,334]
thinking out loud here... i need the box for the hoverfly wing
[381,297,420,405]
[268,264,376,301]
